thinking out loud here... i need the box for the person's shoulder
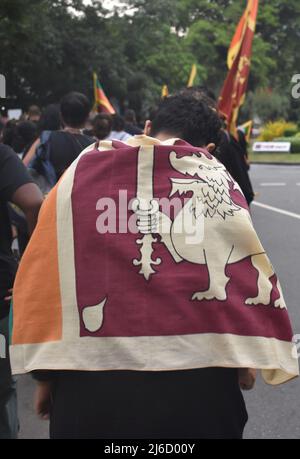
[0,143,15,159]
[0,144,19,167]
[48,131,70,150]
[0,144,33,197]
[49,130,62,141]
[80,133,95,143]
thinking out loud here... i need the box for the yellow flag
[161,85,169,99]
[187,64,197,88]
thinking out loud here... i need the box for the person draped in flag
[11,93,298,439]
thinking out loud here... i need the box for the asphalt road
[17,164,300,439]
[243,164,300,440]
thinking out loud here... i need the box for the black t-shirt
[38,368,247,439]
[49,132,94,180]
[0,144,33,318]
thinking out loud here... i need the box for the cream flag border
[57,141,118,340]
[10,333,299,386]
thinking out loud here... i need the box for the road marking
[253,201,300,220]
[260,183,286,187]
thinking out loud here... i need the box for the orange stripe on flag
[12,186,62,345]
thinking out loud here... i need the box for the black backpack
[29,131,57,195]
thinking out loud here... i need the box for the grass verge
[249,152,300,164]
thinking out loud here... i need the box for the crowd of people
[0,88,297,440]
[0,89,254,201]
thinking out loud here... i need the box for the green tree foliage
[0,0,299,120]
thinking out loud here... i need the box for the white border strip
[57,144,96,341]
[10,333,299,386]
[253,201,300,221]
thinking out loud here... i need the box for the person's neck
[63,126,83,135]
[154,131,179,142]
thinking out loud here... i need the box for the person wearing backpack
[24,93,94,192]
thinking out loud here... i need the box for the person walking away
[10,93,298,439]
[107,115,132,142]
[27,105,41,124]
[24,94,94,182]
[13,122,38,159]
[23,104,61,167]
[92,114,113,141]
[0,144,43,439]
[124,109,143,136]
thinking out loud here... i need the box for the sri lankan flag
[93,72,115,115]
[9,135,299,385]
[218,0,259,136]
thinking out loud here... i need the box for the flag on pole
[187,64,197,88]
[218,0,259,136]
[93,72,115,115]
[161,85,169,99]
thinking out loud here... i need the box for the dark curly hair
[150,92,222,148]
[60,92,91,129]
[92,114,113,140]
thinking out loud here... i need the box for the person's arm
[0,146,43,303]
[3,185,43,304]
[23,138,40,167]
[11,183,43,235]
[0,145,43,234]
[238,368,257,391]
[34,381,52,421]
